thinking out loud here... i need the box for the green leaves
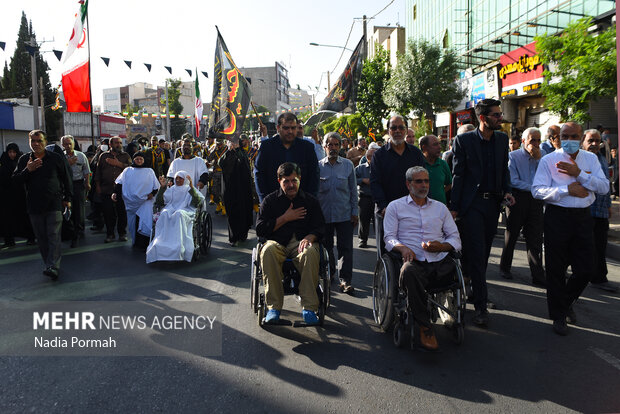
[383,39,465,122]
[536,18,616,123]
[356,45,391,132]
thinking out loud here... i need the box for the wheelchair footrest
[262,318,292,326]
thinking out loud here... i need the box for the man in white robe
[146,170,204,263]
[167,138,209,197]
[113,152,160,244]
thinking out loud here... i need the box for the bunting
[208,27,252,140]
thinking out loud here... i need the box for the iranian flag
[61,0,91,113]
[194,70,203,138]
[63,0,88,63]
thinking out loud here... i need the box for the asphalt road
[1,206,619,413]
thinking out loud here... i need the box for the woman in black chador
[0,143,34,247]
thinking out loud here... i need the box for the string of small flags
[111,103,321,119]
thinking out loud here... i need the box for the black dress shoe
[473,310,489,326]
[553,319,568,336]
[43,267,59,281]
[358,241,368,248]
[499,269,513,279]
[566,306,577,325]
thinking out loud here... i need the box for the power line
[370,0,395,20]
[330,20,356,74]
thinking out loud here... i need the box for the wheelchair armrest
[257,236,267,244]
[448,250,462,260]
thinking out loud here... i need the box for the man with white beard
[167,138,209,195]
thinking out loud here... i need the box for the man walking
[583,129,618,293]
[61,135,91,248]
[532,122,609,335]
[499,127,545,285]
[13,130,72,280]
[319,132,358,293]
[94,136,131,243]
[420,134,452,205]
[355,142,380,248]
[450,99,514,326]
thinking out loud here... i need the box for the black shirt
[478,129,498,193]
[13,150,73,214]
[256,188,325,246]
[370,141,425,210]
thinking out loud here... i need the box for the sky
[0,0,404,110]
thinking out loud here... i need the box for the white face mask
[100,145,109,152]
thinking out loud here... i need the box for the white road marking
[589,347,620,371]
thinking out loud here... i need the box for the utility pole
[28,37,39,130]
[39,77,45,132]
[363,14,368,60]
[165,79,171,140]
[327,71,331,92]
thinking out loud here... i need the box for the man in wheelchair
[255,162,326,325]
[383,166,461,350]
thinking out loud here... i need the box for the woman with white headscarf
[146,170,204,263]
[113,152,160,247]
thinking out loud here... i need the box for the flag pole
[86,3,95,148]
[250,101,265,129]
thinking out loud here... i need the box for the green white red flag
[195,69,202,138]
[61,0,91,112]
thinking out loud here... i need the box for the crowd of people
[0,99,617,340]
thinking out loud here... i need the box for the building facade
[404,0,617,139]
[240,62,291,121]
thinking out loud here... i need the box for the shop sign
[500,42,544,97]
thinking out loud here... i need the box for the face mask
[100,145,109,152]
[561,140,580,154]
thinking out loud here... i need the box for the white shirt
[383,195,461,263]
[167,156,208,186]
[531,148,609,208]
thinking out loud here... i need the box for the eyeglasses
[487,112,503,118]
[410,179,429,184]
[389,125,406,131]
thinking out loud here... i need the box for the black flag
[101,57,110,66]
[201,71,209,78]
[53,50,63,61]
[318,37,364,113]
[144,63,151,72]
[185,69,192,77]
[124,60,132,69]
[164,66,172,75]
[208,27,252,140]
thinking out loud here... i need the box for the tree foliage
[1,12,60,139]
[320,113,366,140]
[535,18,616,123]
[383,39,465,122]
[160,78,186,139]
[357,45,391,132]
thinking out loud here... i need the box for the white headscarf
[163,170,193,210]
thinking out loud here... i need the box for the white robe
[167,157,208,188]
[115,167,160,242]
[145,177,204,263]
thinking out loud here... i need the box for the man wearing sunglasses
[450,98,514,327]
[370,114,425,258]
[254,112,319,202]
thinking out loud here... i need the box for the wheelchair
[250,240,331,327]
[372,250,466,347]
[151,199,212,261]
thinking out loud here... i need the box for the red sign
[499,42,543,89]
[99,114,126,138]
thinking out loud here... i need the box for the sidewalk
[606,198,620,260]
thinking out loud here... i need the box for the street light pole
[28,38,40,130]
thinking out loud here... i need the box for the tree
[1,12,61,139]
[357,45,391,132]
[160,78,186,139]
[383,39,465,124]
[535,18,616,123]
[242,104,270,133]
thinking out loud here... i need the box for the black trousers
[459,195,500,311]
[324,221,354,283]
[544,205,594,320]
[70,180,86,240]
[400,256,456,327]
[500,190,544,281]
[592,217,609,284]
[357,194,373,243]
[102,193,127,237]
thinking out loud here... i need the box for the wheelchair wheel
[250,246,260,313]
[200,213,212,255]
[393,321,408,348]
[372,255,397,332]
[257,293,265,327]
[454,324,465,345]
